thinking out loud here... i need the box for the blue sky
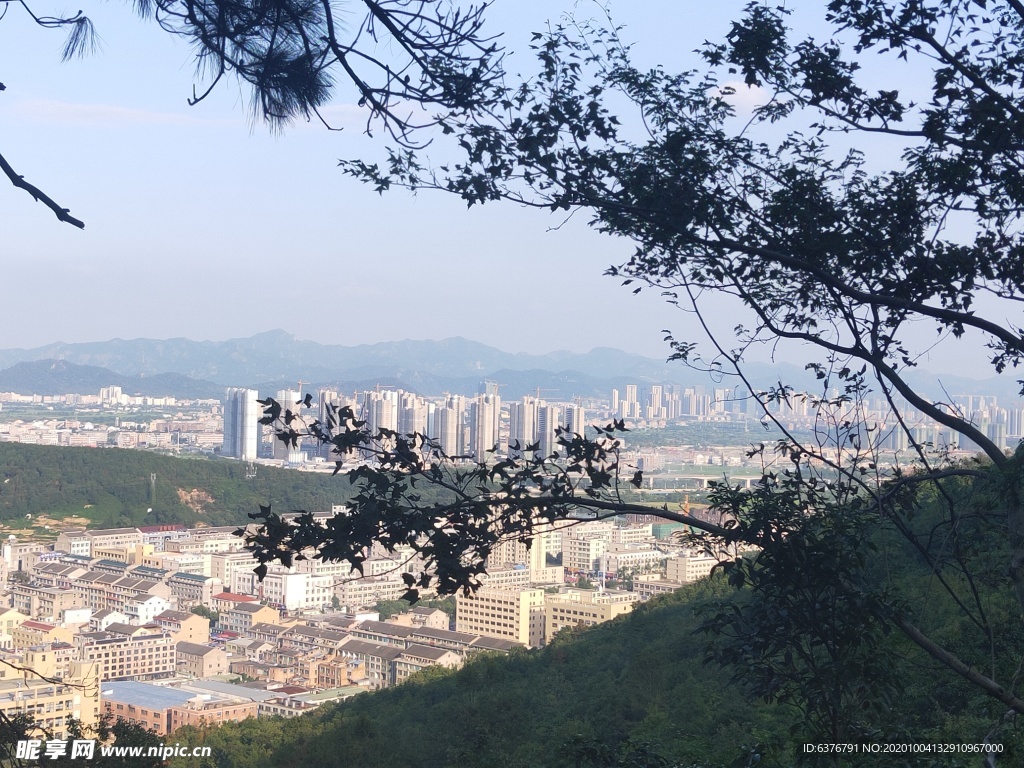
[0,1,1006,381]
[0,0,761,360]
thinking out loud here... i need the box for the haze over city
[2,0,1024,764]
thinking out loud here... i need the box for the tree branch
[0,149,84,229]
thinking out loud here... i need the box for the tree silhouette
[247,1,1024,747]
[3,0,501,227]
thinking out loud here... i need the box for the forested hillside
[173,581,796,768]
[0,443,354,528]
[168,492,1024,767]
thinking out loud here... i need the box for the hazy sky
[0,0,711,356]
[0,1,1010,380]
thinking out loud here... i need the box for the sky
[0,1,1012,381]
[1,0,720,359]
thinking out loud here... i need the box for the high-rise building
[398,392,429,436]
[435,395,465,457]
[563,403,586,436]
[222,388,259,461]
[470,392,501,461]
[536,403,561,458]
[508,396,538,459]
[273,389,304,462]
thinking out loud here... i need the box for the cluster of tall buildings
[611,384,748,421]
[221,382,588,464]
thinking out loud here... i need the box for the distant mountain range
[0,360,226,400]
[0,331,1018,402]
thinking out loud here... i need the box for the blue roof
[101,681,195,710]
[179,680,278,702]
[133,566,169,577]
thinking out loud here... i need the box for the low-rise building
[543,588,638,642]
[75,624,175,681]
[220,603,280,635]
[0,658,100,739]
[11,621,73,649]
[175,642,229,679]
[100,681,199,736]
[166,572,222,611]
[455,587,546,647]
[154,610,210,643]
[169,698,259,730]
[665,553,718,584]
[393,645,462,684]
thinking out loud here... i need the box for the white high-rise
[508,396,538,459]
[222,388,259,461]
[273,389,304,462]
[536,403,561,459]
[470,392,501,462]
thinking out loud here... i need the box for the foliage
[318,0,1024,749]
[372,596,455,620]
[0,442,362,528]
[245,405,717,597]
[0,714,163,768]
[191,604,219,624]
[169,583,796,768]
[5,0,502,227]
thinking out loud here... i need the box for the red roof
[21,621,57,631]
[213,592,258,602]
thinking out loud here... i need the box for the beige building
[210,552,259,589]
[0,657,100,739]
[386,607,449,630]
[334,577,407,611]
[72,571,172,615]
[220,603,280,635]
[12,584,84,619]
[175,641,228,678]
[210,592,260,613]
[665,553,718,584]
[11,621,74,649]
[55,528,142,558]
[91,543,156,565]
[154,610,210,643]
[563,532,611,572]
[75,623,175,681]
[393,645,462,683]
[455,587,546,647]
[544,588,638,642]
[169,698,258,730]
[0,607,28,636]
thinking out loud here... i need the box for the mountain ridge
[0,332,1018,402]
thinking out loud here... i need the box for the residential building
[154,610,210,643]
[166,572,223,610]
[455,587,546,647]
[74,624,175,681]
[0,659,100,739]
[12,584,83,620]
[100,681,198,736]
[11,621,73,649]
[222,387,260,461]
[665,553,718,584]
[543,588,638,642]
[219,603,280,635]
[175,641,228,678]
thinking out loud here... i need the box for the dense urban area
[0,377,1014,744]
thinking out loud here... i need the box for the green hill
[0,443,354,529]
[171,583,795,768]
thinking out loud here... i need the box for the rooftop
[101,681,194,710]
